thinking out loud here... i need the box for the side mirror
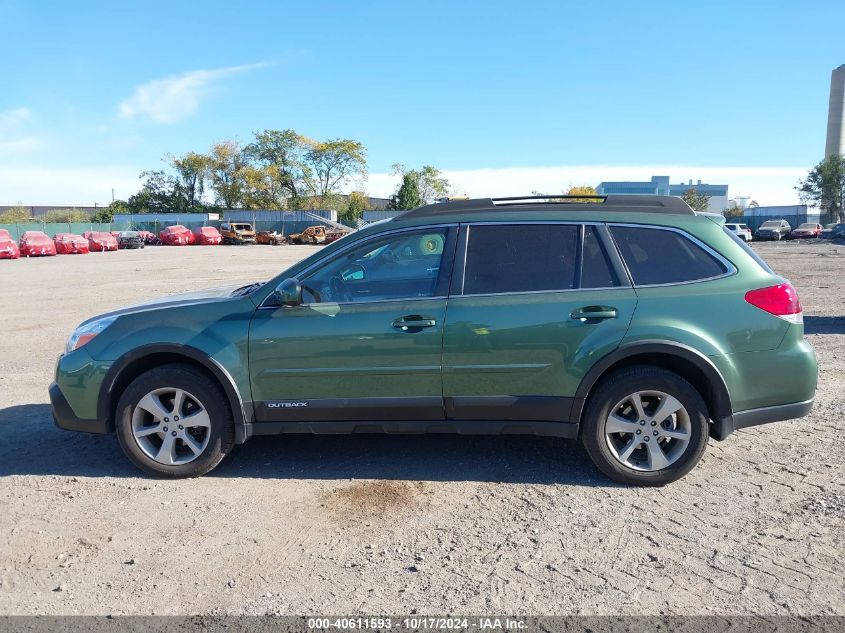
[274,277,302,307]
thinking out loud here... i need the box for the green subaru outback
[50,195,817,485]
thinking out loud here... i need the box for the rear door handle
[393,315,437,331]
[570,306,617,322]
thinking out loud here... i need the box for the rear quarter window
[722,226,774,273]
[610,226,728,285]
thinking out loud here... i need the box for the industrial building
[595,176,729,213]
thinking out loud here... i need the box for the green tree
[565,185,599,202]
[93,200,129,223]
[796,154,845,222]
[127,170,182,212]
[207,140,248,208]
[392,172,422,209]
[0,205,33,222]
[43,209,91,223]
[302,138,367,208]
[723,203,744,218]
[681,188,712,213]
[340,191,369,226]
[392,164,451,204]
[244,129,310,208]
[238,164,279,209]
[168,152,210,211]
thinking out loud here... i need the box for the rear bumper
[712,398,814,439]
[732,398,814,430]
[49,382,109,434]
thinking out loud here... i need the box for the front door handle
[393,315,437,331]
[570,306,617,322]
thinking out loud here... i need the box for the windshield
[760,221,781,228]
[233,224,252,231]
[797,223,815,229]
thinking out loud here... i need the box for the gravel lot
[0,241,842,616]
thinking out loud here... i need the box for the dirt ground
[0,241,842,616]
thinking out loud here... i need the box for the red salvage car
[0,229,20,259]
[159,225,196,245]
[193,226,223,245]
[54,233,90,254]
[20,231,57,257]
[137,230,158,245]
[84,231,119,252]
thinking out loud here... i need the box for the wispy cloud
[0,107,33,127]
[0,137,40,152]
[118,62,269,124]
[0,107,39,154]
[0,165,140,205]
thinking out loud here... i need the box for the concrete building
[825,64,845,158]
[0,204,100,218]
[595,175,729,213]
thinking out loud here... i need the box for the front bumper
[50,382,110,434]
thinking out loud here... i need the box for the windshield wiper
[231,282,266,296]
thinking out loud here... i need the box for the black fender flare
[97,343,251,443]
[571,340,734,437]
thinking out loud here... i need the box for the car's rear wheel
[581,366,709,486]
[115,364,234,477]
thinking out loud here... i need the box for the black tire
[115,364,234,478]
[580,366,709,486]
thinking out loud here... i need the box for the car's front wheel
[115,364,234,477]
[581,366,709,486]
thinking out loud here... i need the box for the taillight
[745,283,802,323]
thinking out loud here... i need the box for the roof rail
[493,194,606,204]
[396,194,694,219]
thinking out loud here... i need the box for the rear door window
[581,226,620,288]
[463,224,578,294]
[609,226,728,285]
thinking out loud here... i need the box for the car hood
[84,283,258,325]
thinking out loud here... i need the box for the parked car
[84,231,119,252]
[724,223,752,242]
[0,228,20,259]
[54,233,90,254]
[288,225,328,244]
[220,222,256,244]
[52,194,817,485]
[256,230,286,245]
[754,219,791,240]
[137,230,159,245]
[821,223,845,239]
[193,226,223,245]
[324,228,352,244]
[19,231,57,257]
[788,223,823,239]
[159,225,196,246]
[116,231,145,249]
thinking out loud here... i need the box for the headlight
[65,316,117,354]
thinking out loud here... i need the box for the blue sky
[1,0,844,204]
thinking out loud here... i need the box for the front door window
[300,228,450,304]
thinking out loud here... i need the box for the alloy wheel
[604,390,692,472]
[131,387,211,465]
